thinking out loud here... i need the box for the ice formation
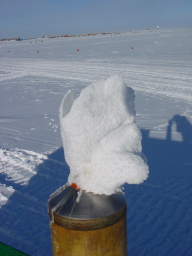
[60,76,149,195]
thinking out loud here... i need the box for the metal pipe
[48,185,127,256]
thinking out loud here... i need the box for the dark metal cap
[48,185,127,230]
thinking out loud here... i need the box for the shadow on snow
[0,114,192,256]
[0,147,69,256]
[125,115,192,256]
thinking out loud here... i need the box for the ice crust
[60,76,149,195]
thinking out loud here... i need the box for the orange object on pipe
[70,183,80,190]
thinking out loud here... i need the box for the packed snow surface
[0,28,192,256]
[60,76,149,194]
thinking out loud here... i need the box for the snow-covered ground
[0,28,192,255]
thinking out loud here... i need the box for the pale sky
[0,0,192,38]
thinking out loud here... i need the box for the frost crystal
[60,76,149,195]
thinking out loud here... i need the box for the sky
[0,0,192,38]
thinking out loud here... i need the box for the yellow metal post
[48,186,127,256]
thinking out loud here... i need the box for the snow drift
[60,76,149,195]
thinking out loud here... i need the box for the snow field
[0,28,192,255]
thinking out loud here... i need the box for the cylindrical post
[48,186,127,256]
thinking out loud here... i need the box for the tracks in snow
[1,58,192,103]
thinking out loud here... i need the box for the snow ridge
[0,148,47,185]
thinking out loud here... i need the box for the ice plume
[60,76,149,195]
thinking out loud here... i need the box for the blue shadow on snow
[0,114,192,256]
